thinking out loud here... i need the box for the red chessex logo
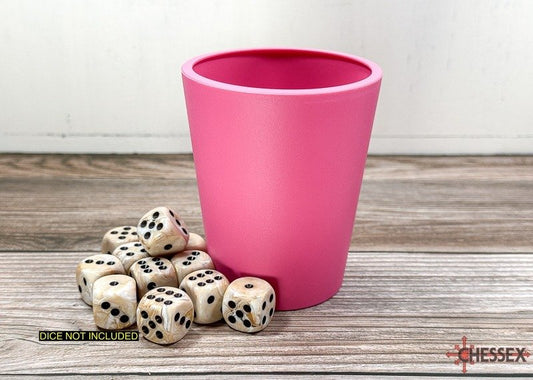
[446,336,530,373]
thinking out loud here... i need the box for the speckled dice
[112,242,150,272]
[76,254,125,305]
[222,277,276,333]
[180,269,229,324]
[92,274,137,330]
[129,257,178,298]
[137,207,189,256]
[102,226,139,255]
[137,287,194,345]
[171,250,214,285]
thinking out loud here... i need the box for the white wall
[1,0,532,154]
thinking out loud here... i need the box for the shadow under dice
[137,207,189,256]
[222,277,276,333]
[76,254,125,305]
[130,257,178,298]
[180,269,229,324]
[92,274,137,330]
[171,250,214,285]
[102,226,139,255]
[137,287,194,345]
[112,242,149,272]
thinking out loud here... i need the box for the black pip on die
[171,250,214,285]
[137,207,189,256]
[137,287,194,345]
[180,269,229,324]
[92,274,136,330]
[76,254,125,305]
[223,277,276,333]
[130,257,178,298]
[102,226,139,255]
[112,242,149,272]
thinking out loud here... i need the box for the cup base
[213,253,345,311]
[275,280,343,311]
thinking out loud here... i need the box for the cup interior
[192,49,372,90]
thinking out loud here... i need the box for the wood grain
[0,154,532,376]
[0,154,197,179]
[1,154,532,181]
[0,154,532,252]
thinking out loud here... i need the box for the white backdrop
[1,0,532,154]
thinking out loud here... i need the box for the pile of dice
[76,206,276,345]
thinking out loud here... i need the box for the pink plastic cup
[182,48,381,310]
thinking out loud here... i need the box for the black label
[38,330,139,341]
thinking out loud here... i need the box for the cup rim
[181,47,382,96]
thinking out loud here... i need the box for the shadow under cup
[182,48,382,310]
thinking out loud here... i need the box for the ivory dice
[129,257,178,298]
[137,207,189,256]
[92,274,137,330]
[171,250,214,285]
[180,269,229,324]
[76,254,125,305]
[112,242,149,272]
[102,226,139,255]
[222,277,276,333]
[137,287,194,344]
[184,233,207,251]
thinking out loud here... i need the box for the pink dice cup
[181,48,382,310]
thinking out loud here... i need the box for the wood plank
[0,155,532,252]
[1,154,532,181]
[0,377,448,380]
[0,177,204,251]
[1,252,533,375]
[0,154,197,179]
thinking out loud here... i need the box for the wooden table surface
[1,154,532,377]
